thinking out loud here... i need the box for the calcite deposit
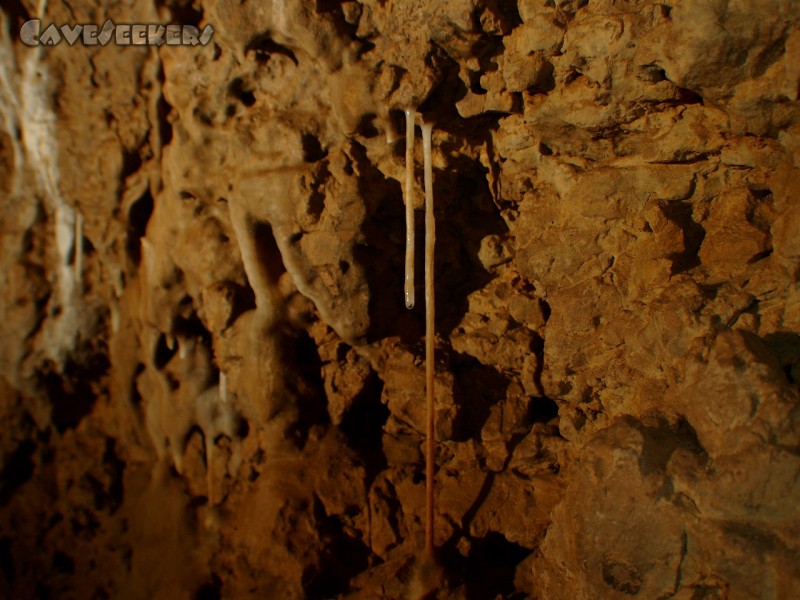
[1,0,799,598]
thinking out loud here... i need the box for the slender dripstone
[407,122,445,600]
[421,121,435,556]
[401,113,439,566]
[404,108,416,310]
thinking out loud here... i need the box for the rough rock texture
[1,0,799,598]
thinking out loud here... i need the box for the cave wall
[1,0,799,598]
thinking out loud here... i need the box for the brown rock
[698,188,773,281]
[2,0,800,598]
[679,329,800,459]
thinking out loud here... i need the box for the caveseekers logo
[20,19,214,47]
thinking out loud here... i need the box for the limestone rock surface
[0,0,799,598]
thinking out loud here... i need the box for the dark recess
[450,353,511,442]
[2,0,31,31]
[157,0,203,28]
[252,222,330,447]
[762,331,800,385]
[285,329,330,449]
[338,370,389,485]
[531,395,559,423]
[51,552,74,574]
[42,346,110,433]
[173,301,215,350]
[154,333,178,369]
[220,281,257,328]
[228,78,256,108]
[253,221,288,286]
[120,147,143,180]
[540,299,552,322]
[418,44,469,116]
[0,441,36,505]
[126,190,154,267]
[36,581,50,600]
[662,200,705,274]
[302,496,371,598]
[245,33,298,65]
[101,438,125,513]
[0,537,13,584]
[195,573,222,600]
[355,113,380,138]
[430,152,509,335]
[315,0,361,44]
[156,63,174,147]
[675,86,704,105]
[302,134,329,163]
[306,161,330,223]
[463,532,532,599]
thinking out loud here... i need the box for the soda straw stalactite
[407,121,445,600]
[421,121,435,557]
[402,112,439,566]
[404,108,416,310]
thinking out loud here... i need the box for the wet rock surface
[1,0,799,598]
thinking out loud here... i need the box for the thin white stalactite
[12,0,84,362]
[110,299,120,334]
[0,19,23,198]
[421,121,436,556]
[404,108,416,310]
[219,371,228,403]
